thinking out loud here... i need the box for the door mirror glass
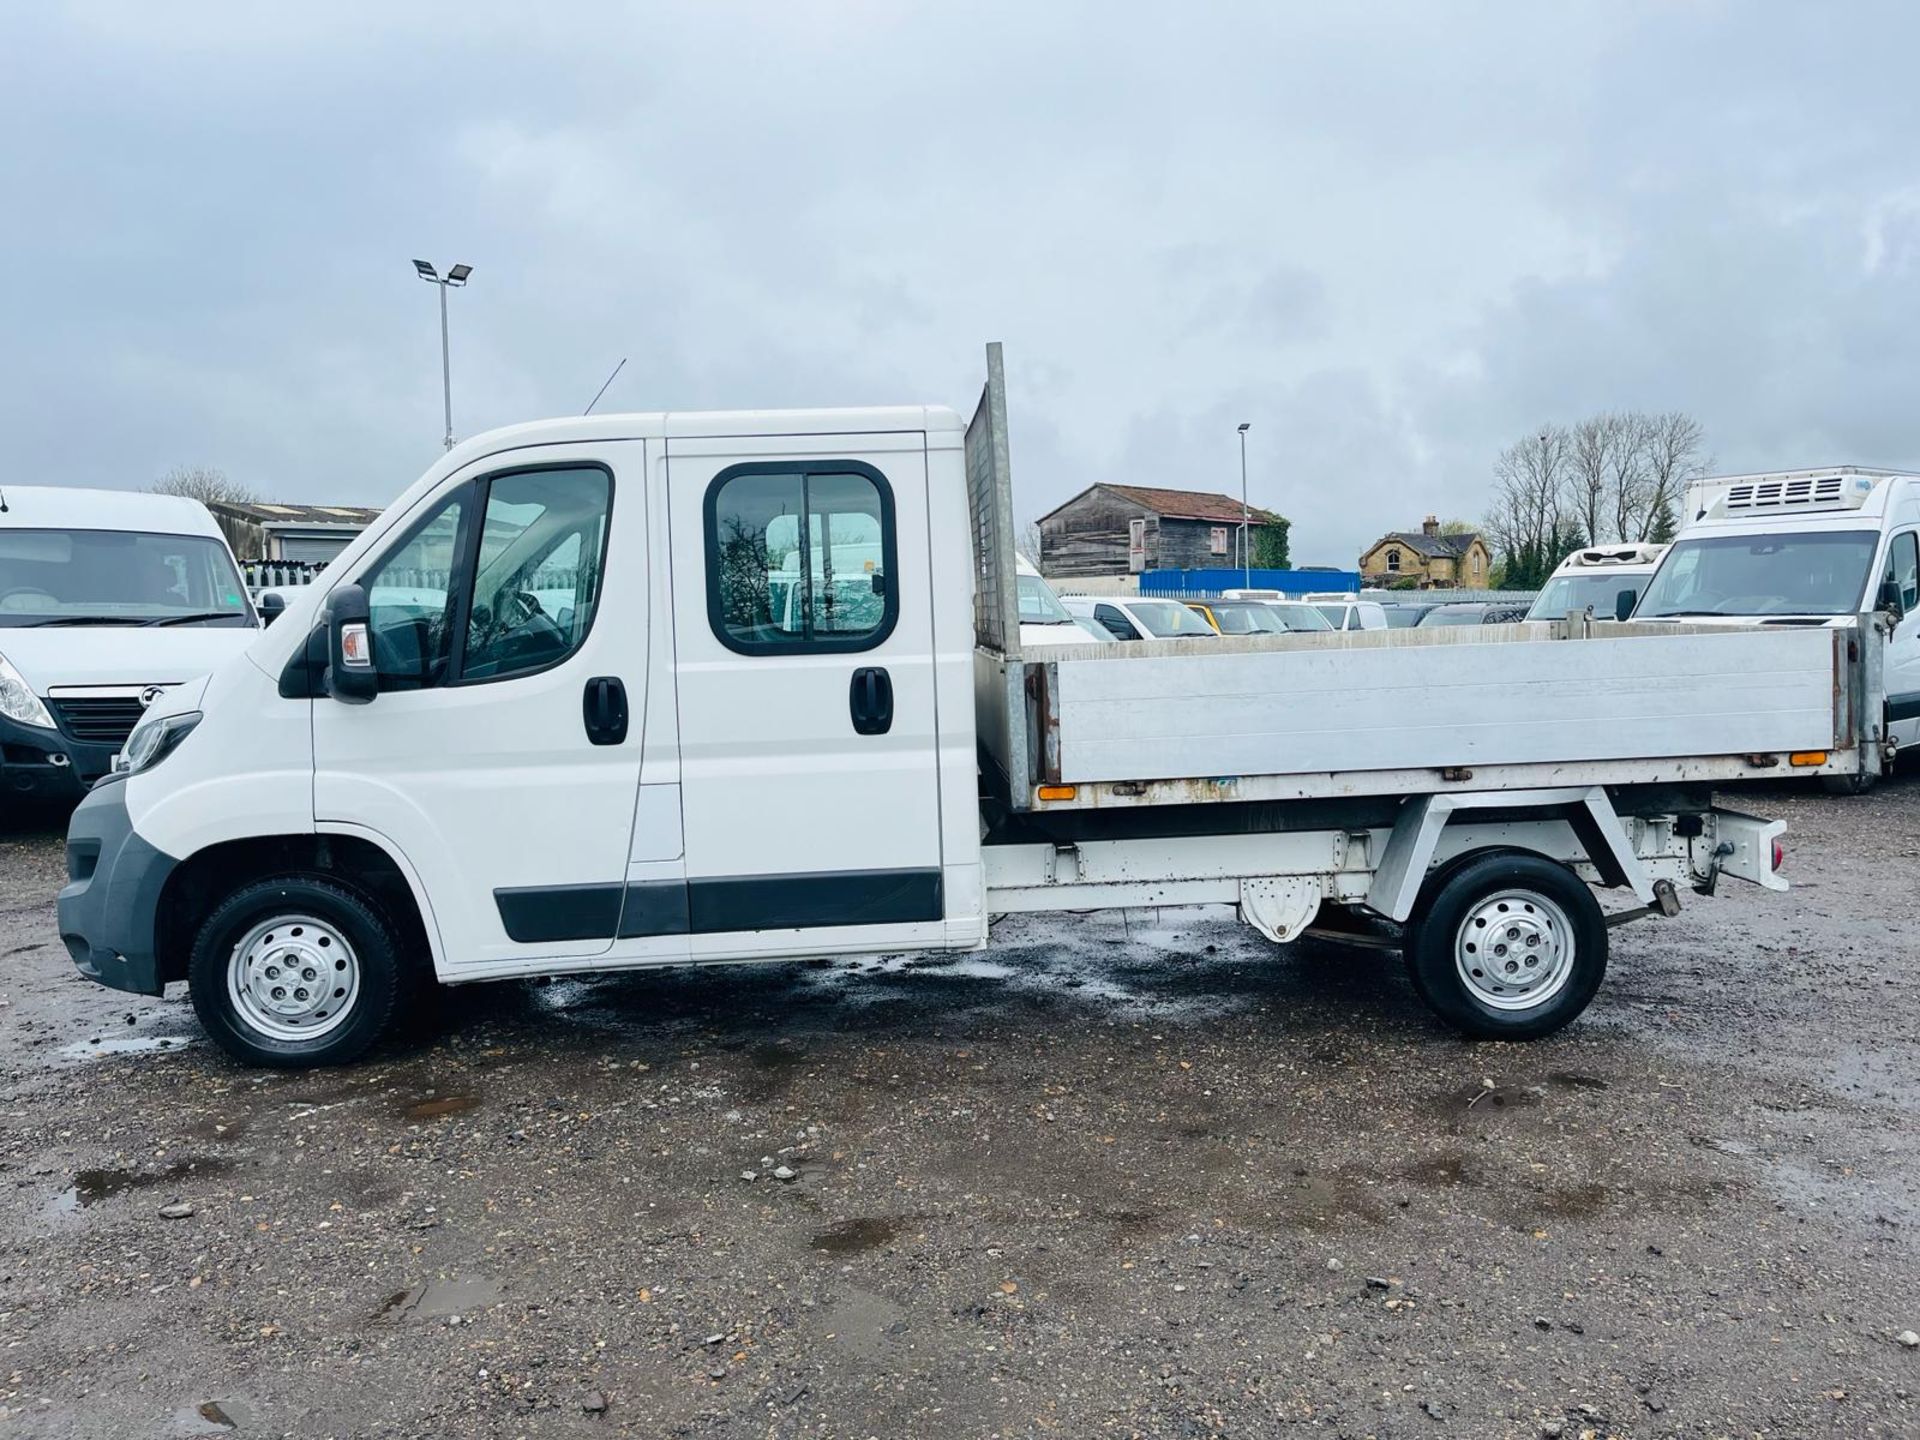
[1878,577,1905,620]
[326,584,377,703]
[1615,588,1636,622]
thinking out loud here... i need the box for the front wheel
[188,875,408,1068]
[1405,852,1607,1041]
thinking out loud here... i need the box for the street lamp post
[1237,422,1252,586]
[413,260,474,450]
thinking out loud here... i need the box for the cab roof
[0,484,226,539]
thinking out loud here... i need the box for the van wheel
[188,876,406,1068]
[1404,853,1607,1041]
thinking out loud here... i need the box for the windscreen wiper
[20,615,146,627]
[1646,608,1729,618]
[141,611,248,627]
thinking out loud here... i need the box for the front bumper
[0,711,118,802]
[56,777,179,996]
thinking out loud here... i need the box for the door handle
[582,676,629,745]
[849,667,893,736]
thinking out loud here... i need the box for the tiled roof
[1370,530,1484,559]
[1042,484,1284,526]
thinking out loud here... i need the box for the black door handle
[849,666,893,735]
[582,676,629,745]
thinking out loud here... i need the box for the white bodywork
[1058,594,1219,642]
[106,393,1817,991]
[1312,600,1389,631]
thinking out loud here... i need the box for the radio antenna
[583,357,627,416]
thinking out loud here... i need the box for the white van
[1015,556,1113,647]
[1059,593,1219,642]
[0,486,259,801]
[1633,468,1920,787]
[1523,543,1669,624]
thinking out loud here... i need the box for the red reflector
[1771,838,1785,871]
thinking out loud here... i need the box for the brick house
[1037,484,1285,579]
[1357,517,1492,589]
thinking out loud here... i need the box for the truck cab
[0,486,259,801]
[1633,468,1920,767]
[1524,542,1668,623]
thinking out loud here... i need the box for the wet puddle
[58,1033,198,1062]
[375,1277,505,1322]
[809,1217,904,1254]
[48,1158,232,1218]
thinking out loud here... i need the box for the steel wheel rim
[226,913,360,1042]
[1453,888,1575,1011]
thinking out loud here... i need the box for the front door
[667,431,946,957]
[312,445,645,969]
[1878,528,1920,746]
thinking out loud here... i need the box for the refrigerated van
[1633,467,1920,789]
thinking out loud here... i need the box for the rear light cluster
[1771,838,1786,872]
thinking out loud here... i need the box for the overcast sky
[6,2,1919,566]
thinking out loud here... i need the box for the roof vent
[1722,473,1874,515]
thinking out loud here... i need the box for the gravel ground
[1,777,1916,1439]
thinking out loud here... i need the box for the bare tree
[1637,412,1709,538]
[1567,417,1615,546]
[1015,519,1044,565]
[1485,425,1568,562]
[152,466,258,508]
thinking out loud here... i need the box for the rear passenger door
[666,432,948,958]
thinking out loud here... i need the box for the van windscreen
[0,529,252,626]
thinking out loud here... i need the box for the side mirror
[1879,578,1905,621]
[326,584,378,704]
[258,591,286,627]
[1614,588,1636,622]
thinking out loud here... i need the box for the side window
[362,489,469,691]
[1883,531,1920,614]
[1094,604,1136,640]
[461,467,613,682]
[706,463,896,654]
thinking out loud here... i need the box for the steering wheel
[497,589,546,632]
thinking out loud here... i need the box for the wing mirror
[1878,578,1905,621]
[1614,588,1636,622]
[258,591,286,627]
[326,584,378,704]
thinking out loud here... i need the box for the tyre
[1818,769,1878,796]
[1404,852,1607,1041]
[188,875,408,1068]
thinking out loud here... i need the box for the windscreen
[1419,607,1484,627]
[1525,572,1649,621]
[1132,600,1217,638]
[1207,603,1283,634]
[0,528,252,626]
[1268,602,1333,631]
[1636,531,1878,618]
[1016,572,1076,625]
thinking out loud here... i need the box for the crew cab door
[311,445,647,969]
[666,431,947,957]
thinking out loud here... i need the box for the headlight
[116,710,203,776]
[0,652,55,729]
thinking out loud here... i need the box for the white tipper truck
[59,346,1865,1067]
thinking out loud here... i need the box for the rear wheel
[1405,852,1607,1040]
[188,875,408,1068]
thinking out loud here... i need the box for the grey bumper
[56,778,178,996]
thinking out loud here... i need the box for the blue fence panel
[1138,568,1363,598]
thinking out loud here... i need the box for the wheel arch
[155,829,440,987]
